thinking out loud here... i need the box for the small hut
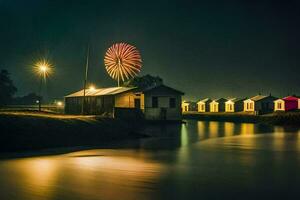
[243,94,277,114]
[181,101,197,112]
[274,96,300,111]
[209,98,227,112]
[197,98,212,112]
[142,84,184,120]
[225,98,246,112]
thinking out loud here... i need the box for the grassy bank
[0,111,144,153]
[183,111,300,126]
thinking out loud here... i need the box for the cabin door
[160,108,167,120]
[134,98,141,109]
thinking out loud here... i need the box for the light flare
[34,59,53,80]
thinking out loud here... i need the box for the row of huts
[182,95,300,114]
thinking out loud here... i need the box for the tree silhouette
[0,69,17,106]
[122,74,163,89]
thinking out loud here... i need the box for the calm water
[1,120,300,200]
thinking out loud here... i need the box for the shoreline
[0,111,145,154]
[183,111,300,126]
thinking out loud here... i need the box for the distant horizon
[5,71,300,102]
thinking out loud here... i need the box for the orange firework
[104,43,142,86]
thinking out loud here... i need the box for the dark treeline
[0,69,41,106]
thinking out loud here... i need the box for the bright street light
[34,59,53,111]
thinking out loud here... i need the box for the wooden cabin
[274,96,300,111]
[243,95,277,114]
[197,98,212,112]
[225,98,245,112]
[181,101,197,112]
[65,85,184,120]
[209,98,227,112]
[182,101,190,112]
[142,85,184,120]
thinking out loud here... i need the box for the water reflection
[240,123,255,135]
[224,122,235,137]
[1,120,300,200]
[0,151,164,200]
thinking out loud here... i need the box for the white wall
[197,102,205,112]
[225,102,234,112]
[274,100,285,111]
[145,94,182,120]
[244,100,254,111]
[210,102,219,112]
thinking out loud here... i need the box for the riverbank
[0,111,145,153]
[183,111,300,126]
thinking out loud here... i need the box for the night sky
[1,0,300,101]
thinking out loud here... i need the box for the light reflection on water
[0,120,300,200]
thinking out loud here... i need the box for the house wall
[284,100,298,111]
[210,102,219,112]
[225,102,234,112]
[65,97,83,114]
[219,102,225,112]
[255,98,275,114]
[65,96,115,115]
[274,100,285,111]
[235,101,244,112]
[197,102,206,112]
[115,91,144,109]
[244,100,255,112]
[145,94,182,120]
[182,102,189,112]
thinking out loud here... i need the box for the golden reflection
[197,121,206,139]
[181,124,189,146]
[1,151,164,200]
[272,132,286,151]
[208,121,219,138]
[14,157,59,199]
[240,123,255,135]
[67,152,163,200]
[224,122,235,137]
[274,126,284,133]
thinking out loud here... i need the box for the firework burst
[104,43,142,86]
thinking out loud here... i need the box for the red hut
[274,96,299,111]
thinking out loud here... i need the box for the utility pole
[81,45,89,115]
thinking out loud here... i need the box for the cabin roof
[141,84,184,95]
[212,98,227,102]
[249,95,268,101]
[245,95,277,102]
[283,96,299,101]
[226,98,246,103]
[274,98,284,102]
[197,98,211,103]
[65,87,136,97]
[182,100,195,104]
